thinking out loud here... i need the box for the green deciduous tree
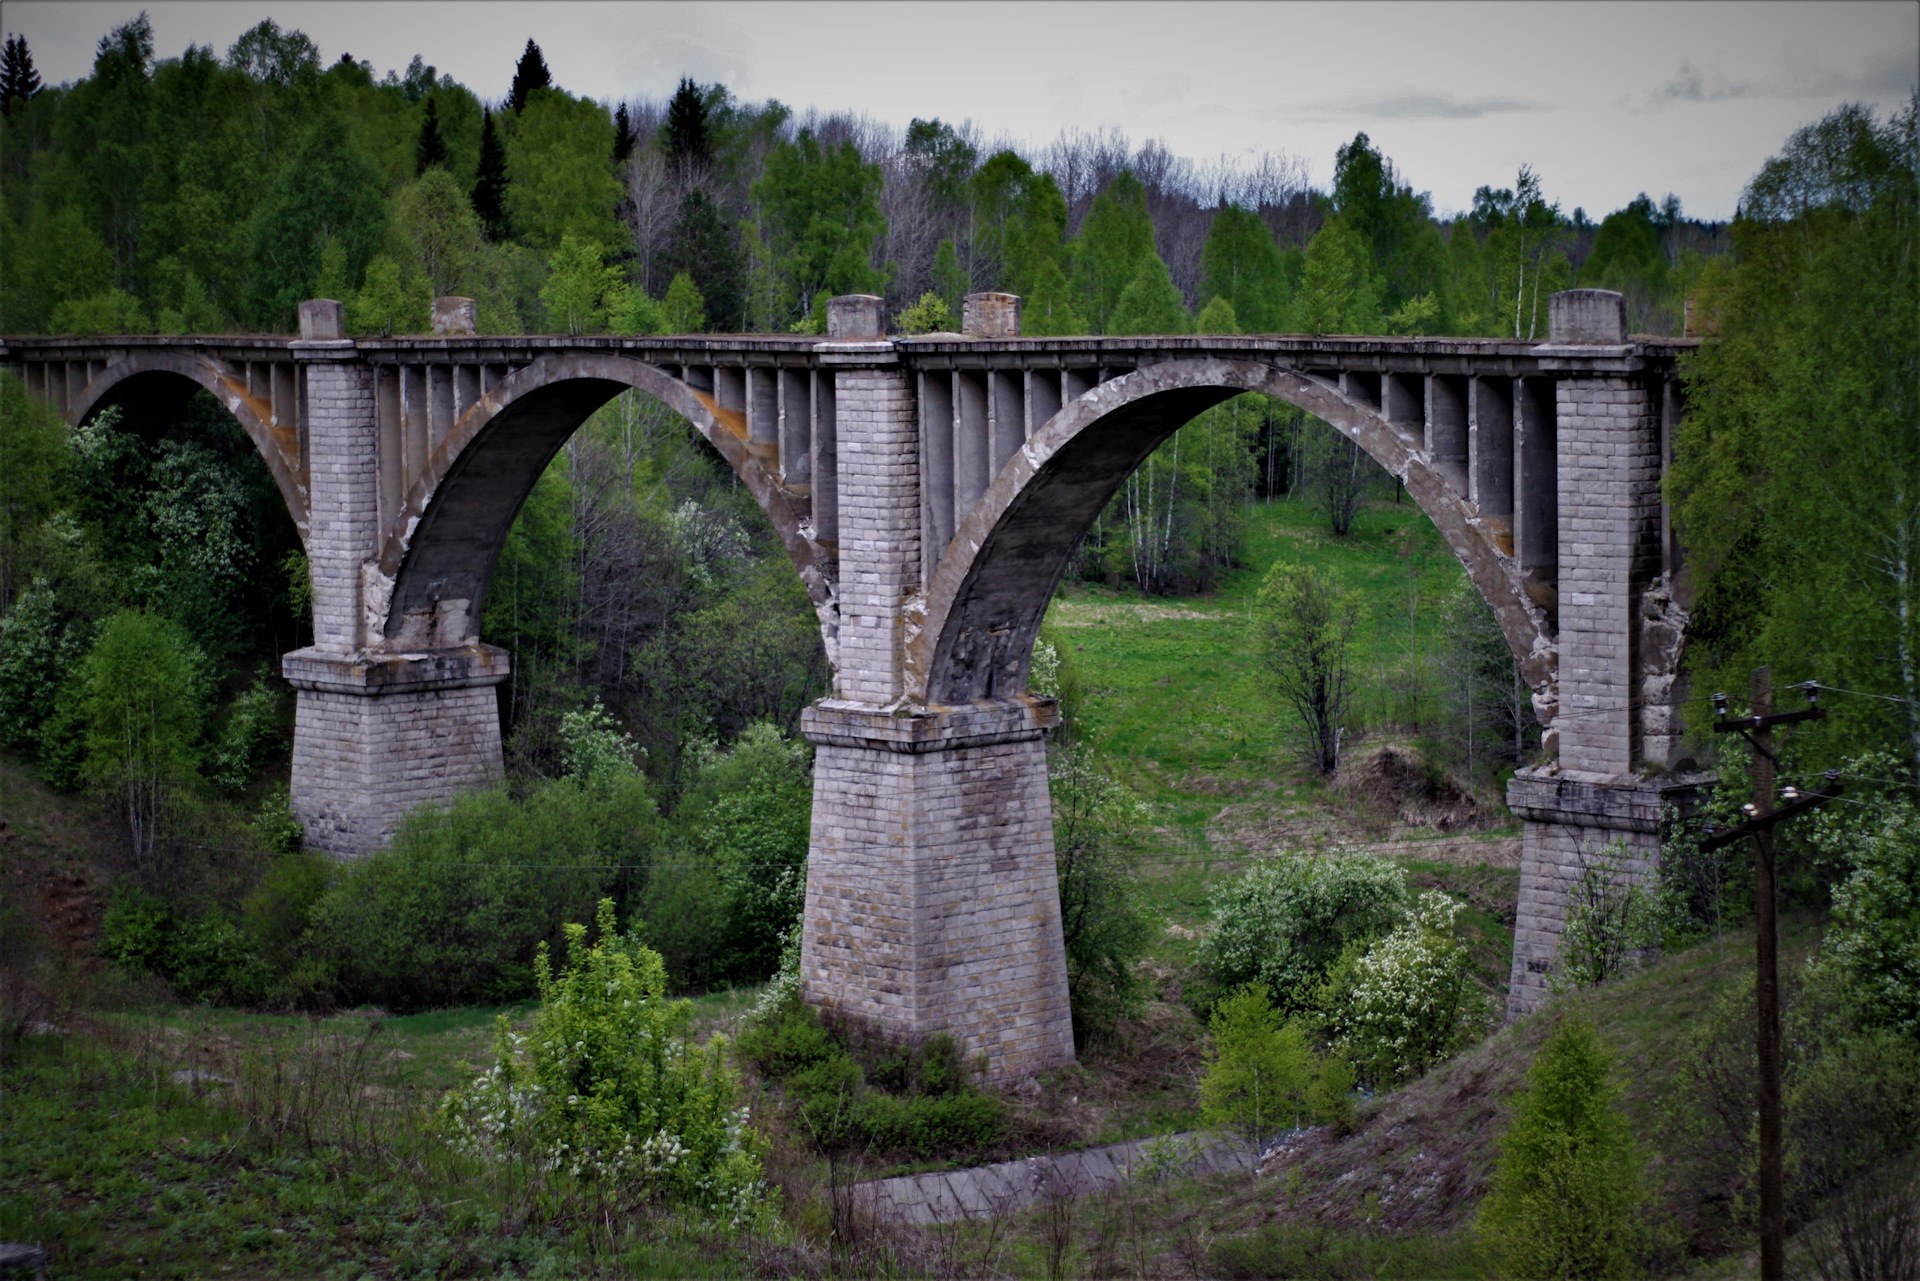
[1200,983,1353,1161]
[540,234,621,335]
[347,254,426,336]
[752,129,890,325]
[75,610,208,872]
[1478,1018,1648,1278]
[1669,102,1919,776]
[1201,203,1289,332]
[245,113,387,330]
[1294,219,1381,334]
[505,88,623,251]
[1070,170,1156,332]
[1049,746,1153,1042]
[662,271,706,333]
[1257,562,1360,772]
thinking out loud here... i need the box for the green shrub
[1553,839,1659,992]
[1477,1017,1647,1279]
[100,887,251,1002]
[893,291,955,335]
[734,995,838,1079]
[855,1089,1004,1157]
[0,580,85,752]
[207,671,287,791]
[1201,983,1353,1154]
[1317,890,1490,1088]
[442,900,772,1226]
[1809,776,1920,1036]
[311,774,660,1009]
[1050,745,1154,1042]
[1211,1225,1489,1280]
[99,887,169,975]
[739,985,1006,1158]
[1201,851,1408,1014]
[671,722,812,984]
[247,786,304,855]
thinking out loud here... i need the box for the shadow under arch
[71,351,308,542]
[915,356,1552,707]
[379,351,831,650]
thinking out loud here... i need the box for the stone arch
[915,356,1554,708]
[377,352,831,651]
[71,351,308,541]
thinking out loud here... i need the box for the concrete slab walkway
[852,1132,1255,1225]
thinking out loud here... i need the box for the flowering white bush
[1318,890,1489,1088]
[1201,850,1409,1013]
[442,899,773,1227]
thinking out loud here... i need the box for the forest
[1,14,1917,1280]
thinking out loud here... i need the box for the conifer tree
[1477,1018,1647,1277]
[931,238,967,315]
[1070,170,1156,332]
[415,95,448,174]
[506,38,550,113]
[612,102,635,164]
[661,77,713,173]
[1021,257,1087,337]
[472,107,509,241]
[666,188,744,330]
[1200,204,1288,332]
[1108,254,1190,336]
[0,34,42,114]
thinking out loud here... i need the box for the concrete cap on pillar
[962,291,1021,338]
[1548,289,1627,345]
[298,299,346,341]
[826,294,885,340]
[432,296,478,336]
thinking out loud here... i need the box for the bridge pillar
[800,700,1075,1082]
[283,647,509,854]
[283,323,507,855]
[800,330,1075,1080]
[1507,290,1697,1015]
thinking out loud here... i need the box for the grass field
[1048,491,1521,997]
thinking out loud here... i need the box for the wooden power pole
[1703,667,1843,1281]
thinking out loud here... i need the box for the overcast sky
[8,2,1916,220]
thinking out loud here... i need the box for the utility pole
[1704,668,1843,1281]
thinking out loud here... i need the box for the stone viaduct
[2,288,1702,1080]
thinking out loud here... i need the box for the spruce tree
[661,77,713,171]
[665,188,744,330]
[612,103,635,164]
[0,34,42,115]
[415,95,448,174]
[472,107,509,241]
[507,38,550,113]
[1477,1018,1647,1277]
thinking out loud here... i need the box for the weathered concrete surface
[853,1131,1253,1226]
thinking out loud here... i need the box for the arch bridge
[2,289,1701,1080]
